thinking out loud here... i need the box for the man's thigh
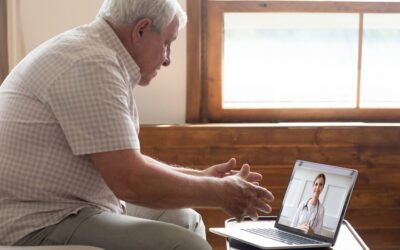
[17,208,211,250]
[126,203,206,239]
[66,209,210,250]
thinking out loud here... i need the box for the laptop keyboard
[242,228,322,245]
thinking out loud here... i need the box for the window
[186,0,400,122]
[223,12,359,109]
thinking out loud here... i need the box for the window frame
[186,0,400,123]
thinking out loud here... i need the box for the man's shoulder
[45,26,118,63]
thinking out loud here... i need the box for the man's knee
[118,220,210,250]
[127,204,207,239]
[158,208,206,239]
[174,233,211,250]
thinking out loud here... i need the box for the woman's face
[312,177,325,198]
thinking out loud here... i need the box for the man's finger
[230,171,262,182]
[236,213,245,222]
[226,158,236,169]
[223,171,235,177]
[247,209,259,221]
[215,158,236,174]
[246,172,263,182]
[254,199,272,214]
[256,187,274,202]
[238,164,250,179]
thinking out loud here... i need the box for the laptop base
[213,216,368,250]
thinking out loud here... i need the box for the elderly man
[0,0,274,249]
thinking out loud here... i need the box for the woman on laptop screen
[290,173,325,235]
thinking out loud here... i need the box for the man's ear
[132,18,152,42]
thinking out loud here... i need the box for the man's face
[131,16,179,86]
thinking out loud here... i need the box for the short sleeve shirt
[0,18,141,245]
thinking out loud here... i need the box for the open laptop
[210,160,358,249]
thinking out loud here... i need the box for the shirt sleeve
[46,54,140,155]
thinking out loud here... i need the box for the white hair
[97,0,187,31]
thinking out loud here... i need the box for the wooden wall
[139,124,400,250]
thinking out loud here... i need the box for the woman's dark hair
[314,173,326,185]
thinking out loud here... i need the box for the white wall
[8,0,187,124]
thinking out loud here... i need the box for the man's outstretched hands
[208,158,274,222]
[203,158,263,184]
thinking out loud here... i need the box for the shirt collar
[90,18,141,85]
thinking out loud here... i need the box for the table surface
[224,217,369,250]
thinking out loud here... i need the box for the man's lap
[126,203,206,239]
[15,207,210,250]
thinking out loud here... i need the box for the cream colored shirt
[0,18,141,245]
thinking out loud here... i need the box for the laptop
[210,160,358,249]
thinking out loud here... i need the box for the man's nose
[162,58,170,67]
[162,48,171,67]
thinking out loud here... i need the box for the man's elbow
[90,149,151,203]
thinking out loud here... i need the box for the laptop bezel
[274,160,358,246]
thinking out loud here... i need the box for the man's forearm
[126,155,221,209]
[91,150,220,209]
[143,155,204,176]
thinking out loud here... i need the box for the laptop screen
[275,160,358,244]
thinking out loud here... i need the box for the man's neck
[104,19,134,55]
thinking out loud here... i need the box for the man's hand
[202,158,263,184]
[216,164,274,222]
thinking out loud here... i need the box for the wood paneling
[140,125,400,250]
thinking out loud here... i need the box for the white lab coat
[290,199,325,234]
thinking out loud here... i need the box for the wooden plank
[141,145,400,166]
[206,164,400,190]
[215,187,400,210]
[356,228,400,250]
[346,208,400,229]
[140,126,400,147]
[192,164,400,191]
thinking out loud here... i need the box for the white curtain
[0,0,8,83]
[6,0,24,71]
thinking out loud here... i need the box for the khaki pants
[15,205,210,250]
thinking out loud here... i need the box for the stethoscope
[300,198,320,228]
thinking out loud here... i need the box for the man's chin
[138,74,157,86]
[138,78,151,86]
